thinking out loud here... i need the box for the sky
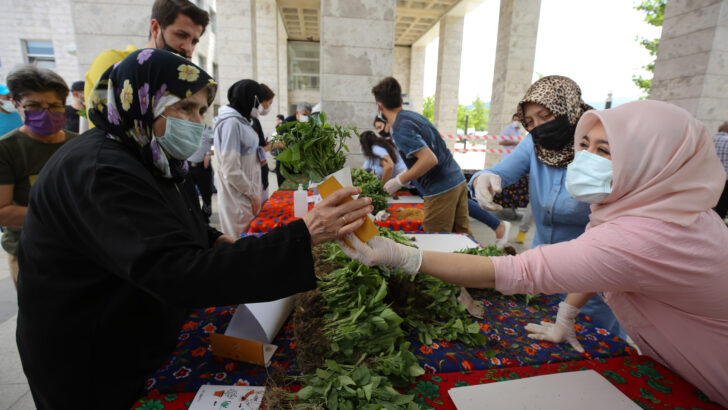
[422,0,663,107]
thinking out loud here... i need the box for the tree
[470,95,489,131]
[633,0,666,97]
[422,95,434,122]
[457,104,468,131]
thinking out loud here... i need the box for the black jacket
[17,128,316,409]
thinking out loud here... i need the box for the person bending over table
[372,77,471,235]
[471,76,625,340]
[339,100,728,407]
[16,50,373,410]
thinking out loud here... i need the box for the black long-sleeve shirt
[16,128,316,409]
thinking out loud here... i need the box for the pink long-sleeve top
[492,211,728,407]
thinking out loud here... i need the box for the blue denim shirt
[469,135,590,246]
[392,110,464,197]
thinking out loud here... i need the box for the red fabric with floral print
[247,190,424,234]
[411,355,723,410]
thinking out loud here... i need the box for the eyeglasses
[21,102,65,113]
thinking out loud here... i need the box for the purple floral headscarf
[88,48,217,180]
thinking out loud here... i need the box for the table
[133,295,721,409]
[136,291,633,398]
[411,355,724,410]
[277,174,308,191]
[247,190,425,234]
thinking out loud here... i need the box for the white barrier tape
[452,148,514,154]
[442,134,523,141]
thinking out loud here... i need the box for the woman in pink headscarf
[339,100,728,406]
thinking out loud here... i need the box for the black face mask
[158,31,191,59]
[529,115,575,150]
[379,130,391,138]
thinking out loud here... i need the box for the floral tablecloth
[411,355,723,410]
[493,175,529,209]
[277,174,309,191]
[137,291,633,401]
[247,190,425,234]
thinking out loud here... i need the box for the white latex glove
[524,301,584,353]
[337,235,423,275]
[383,175,404,195]
[474,172,503,211]
[374,210,390,222]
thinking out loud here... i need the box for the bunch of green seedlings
[292,228,493,408]
[351,168,389,214]
[273,112,354,183]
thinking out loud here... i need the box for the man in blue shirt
[371,77,471,234]
[0,84,23,137]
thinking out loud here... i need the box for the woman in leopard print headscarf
[471,75,625,341]
[517,75,594,167]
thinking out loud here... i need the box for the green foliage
[272,112,353,183]
[633,0,666,97]
[457,104,468,131]
[422,95,434,122]
[296,228,494,407]
[295,358,420,409]
[352,168,389,214]
[470,96,489,131]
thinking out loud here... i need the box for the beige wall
[0,0,81,102]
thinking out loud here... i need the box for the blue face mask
[156,115,205,160]
[565,150,613,203]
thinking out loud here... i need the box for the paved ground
[0,169,536,410]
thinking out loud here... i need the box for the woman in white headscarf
[213,79,264,236]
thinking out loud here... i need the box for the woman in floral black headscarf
[469,75,626,341]
[16,49,372,409]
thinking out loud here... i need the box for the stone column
[394,45,411,107]
[216,0,254,108]
[409,45,426,114]
[252,0,282,137]
[487,0,540,168]
[320,0,395,167]
[433,15,464,136]
[650,0,728,134]
[276,10,289,118]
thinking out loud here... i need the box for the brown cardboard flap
[210,333,274,366]
[317,175,379,245]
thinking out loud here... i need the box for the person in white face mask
[0,84,23,137]
[338,100,728,407]
[249,83,275,204]
[213,79,266,236]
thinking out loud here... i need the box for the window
[23,40,55,69]
[287,41,319,91]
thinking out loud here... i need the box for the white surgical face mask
[156,115,205,160]
[250,95,261,118]
[565,150,613,203]
[0,99,16,113]
[259,105,270,116]
[299,114,309,123]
